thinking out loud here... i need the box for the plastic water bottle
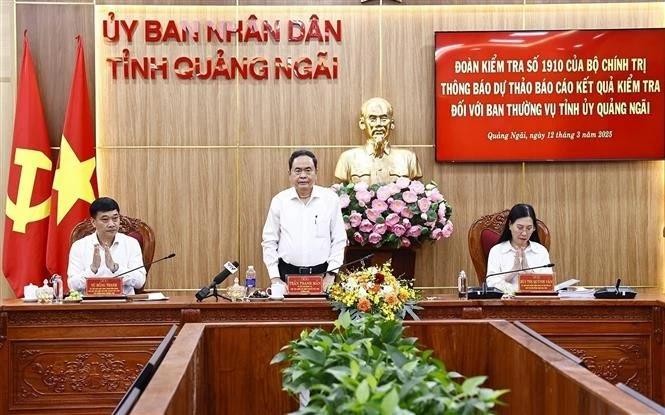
[51,274,64,304]
[457,270,467,299]
[245,266,257,296]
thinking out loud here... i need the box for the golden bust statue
[335,97,423,185]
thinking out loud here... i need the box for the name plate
[518,273,555,293]
[85,277,123,296]
[287,274,323,295]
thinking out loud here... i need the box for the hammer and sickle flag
[46,36,98,282]
[3,33,54,298]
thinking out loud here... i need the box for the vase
[343,246,416,280]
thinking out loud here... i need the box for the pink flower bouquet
[332,179,453,249]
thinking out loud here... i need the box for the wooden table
[1,295,663,414]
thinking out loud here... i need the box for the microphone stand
[327,254,375,275]
[114,253,176,279]
[210,285,225,302]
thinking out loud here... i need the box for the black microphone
[114,253,176,279]
[485,263,555,279]
[594,277,637,299]
[195,261,240,301]
[326,254,374,275]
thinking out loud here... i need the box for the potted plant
[326,261,420,320]
[332,178,453,249]
[272,311,506,414]
[332,178,453,279]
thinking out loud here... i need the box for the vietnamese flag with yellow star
[3,33,54,297]
[46,36,98,281]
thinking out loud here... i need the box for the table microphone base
[467,286,503,299]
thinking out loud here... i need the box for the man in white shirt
[262,150,347,290]
[67,197,146,295]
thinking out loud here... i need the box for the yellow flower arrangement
[327,262,420,320]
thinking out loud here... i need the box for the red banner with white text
[435,29,665,162]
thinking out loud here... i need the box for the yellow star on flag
[52,136,96,224]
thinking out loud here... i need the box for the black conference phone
[594,278,637,299]
[467,283,504,299]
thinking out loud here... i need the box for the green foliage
[271,312,507,414]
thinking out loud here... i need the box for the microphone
[327,254,374,275]
[195,261,240,301]
[485,263,555,279]
[594,277,637,299]
[115,253,176,279]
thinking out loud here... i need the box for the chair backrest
[69,215,156,291]
[467,209,550,285]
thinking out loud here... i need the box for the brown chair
[468,209,550,285]
[69,215,156,292]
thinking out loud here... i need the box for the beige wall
[2,1,664,299]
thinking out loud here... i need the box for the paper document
[558,287,595,299]
[130,292,169,301]
[554,279,580,291]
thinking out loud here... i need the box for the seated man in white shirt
[67,197,146,295]
[262,150,348,291]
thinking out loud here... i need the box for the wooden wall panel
[95,6,239,147]
[237,6,381,147]
[15,3,94,148]
[522,3,665,30]
[526,162,664,288]
[98,148,239,291]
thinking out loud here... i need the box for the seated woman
[486,203,552,292]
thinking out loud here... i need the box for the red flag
[46,36,98,282]
[3,33,54,298]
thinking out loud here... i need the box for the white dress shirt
[67,232,146,295]
[486,240,552,291]
[262,185,347,280]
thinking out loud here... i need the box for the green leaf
[290,369,306,382]
[382,322,403,344]
[350,359,359,378]
[356,379,370,404]
[386,344,407,368]
[380,388,399,414]
[366,374,378,390]
[338,311,352,330]
[326,366,351,382]
[297,348,326,366]
[462,376,487,395]
[270,351,288,364]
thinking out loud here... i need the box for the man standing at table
[68,197,146,295]
[262,150,347,291]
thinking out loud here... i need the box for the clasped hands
[512,247,529,272]
[91,244,119,274]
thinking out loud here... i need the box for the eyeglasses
[514,226,535,234]
[291,168,315,175]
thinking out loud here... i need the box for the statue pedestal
[343,246,416,280]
